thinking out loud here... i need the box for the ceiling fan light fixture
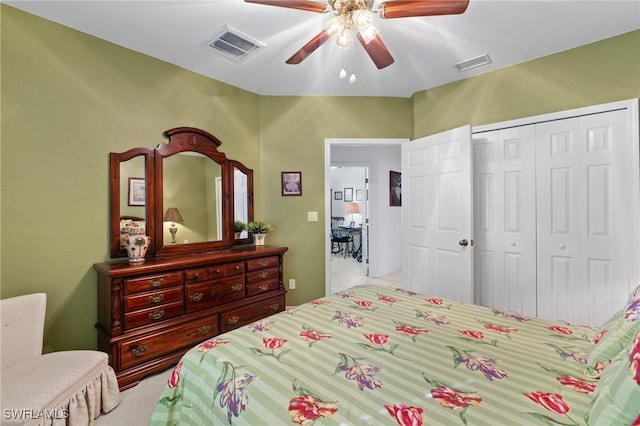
[327,15,353,49]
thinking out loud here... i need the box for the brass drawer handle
[190,292,204,302]
[193,272,200,280]
[258,272,269,279]
[148,310,165,320]
[215,268,222,274]
[197,325,212,335]
[234,265,241,270]
[231,283,243,292]
[148,278,164,288]
[148,293,164,303]
[131,344,148,357]
[259,261,268,267]
[227,316,240,325]
[258,284,269,292]
[269,303,280,311]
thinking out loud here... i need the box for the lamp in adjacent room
[163,207,184,244]
[345,202,360,226]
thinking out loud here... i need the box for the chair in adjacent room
[331,227,353,258]
[0,293,120,425]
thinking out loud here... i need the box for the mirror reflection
[234,167,249,239]
[119,156,146,245]
[161,152,223,246]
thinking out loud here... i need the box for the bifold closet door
[536,109,631,326]
[473,126,537,316]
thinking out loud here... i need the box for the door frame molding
[324,138,407,296]
[472,98,640,294]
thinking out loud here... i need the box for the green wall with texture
[1,5,262,351]
[412,30,640,136]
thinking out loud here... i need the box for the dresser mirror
[109,147,154,259]
[109,127,253,259]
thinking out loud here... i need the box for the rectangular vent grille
[206,25,264,62]
[455,54,492,72]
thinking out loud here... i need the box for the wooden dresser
[94,245,287,390]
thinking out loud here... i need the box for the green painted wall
[2,4,638,352]
[257,96,411,305]
[412,30,640,136]
[1,6,261,351]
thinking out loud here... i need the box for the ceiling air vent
[455,54,492,72]
[205,25,265,62]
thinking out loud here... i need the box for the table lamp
[163,207,184,243]
[346,202,360,226]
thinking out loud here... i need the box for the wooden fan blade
[244,0,329,13]
[357,33,394,69]
[286,30,331,64]
[378,0,469,19]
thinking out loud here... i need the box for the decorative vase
[235,232,242,239]
[124,235,150,264]
[254,233,266,246]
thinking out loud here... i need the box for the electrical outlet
[289,279,296,289]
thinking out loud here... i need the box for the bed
[149,284,640,425]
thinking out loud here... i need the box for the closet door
[473,126,537,315]
[536,109,631,326]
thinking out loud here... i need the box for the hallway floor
[330,254,402,294]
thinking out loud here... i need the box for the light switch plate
[307,211,318,222]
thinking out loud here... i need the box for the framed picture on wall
[128,177,145,206]
[334,191,343,200]
[389,171,401,206]
[344,187,353,202]
[281,171,302,196]
[356,189,363,201]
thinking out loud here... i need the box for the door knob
[459,239,469,247]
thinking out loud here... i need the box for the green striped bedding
[149,285,600,425]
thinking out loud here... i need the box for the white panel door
[402,126,473,303]
[473,126,537,316]
[536,109,631,326]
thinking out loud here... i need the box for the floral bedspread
[149,285,597,425]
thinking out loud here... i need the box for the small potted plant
[246,221,273,246]
[233,220,247,239]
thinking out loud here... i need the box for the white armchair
[1,293,119,425]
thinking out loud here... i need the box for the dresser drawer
[246,279,279,296]
[125,272,183,295]
[220,295,284,333]
[119,315,218,370]
[246,256,279,271]
[186,277,245,313]
[246,268,279,285]
[124,301,183,329]
[124,287,183,312]
[185,262,244,284]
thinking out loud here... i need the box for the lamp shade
[345,203,360,214]
[163,207,184,223]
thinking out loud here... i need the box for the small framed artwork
[344,187,353,202]
[128,177,146,206]
[334,191,343,200]
[281,171,302,196]
[389,171,401,206]
[356,189,363,201]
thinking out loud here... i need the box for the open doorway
[330,166,369,293]
[324,138,406,296]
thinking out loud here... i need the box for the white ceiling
[6,0,640,98]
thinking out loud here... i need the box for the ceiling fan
[244,0,470,69]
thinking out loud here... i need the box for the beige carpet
[95,368,172,426]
